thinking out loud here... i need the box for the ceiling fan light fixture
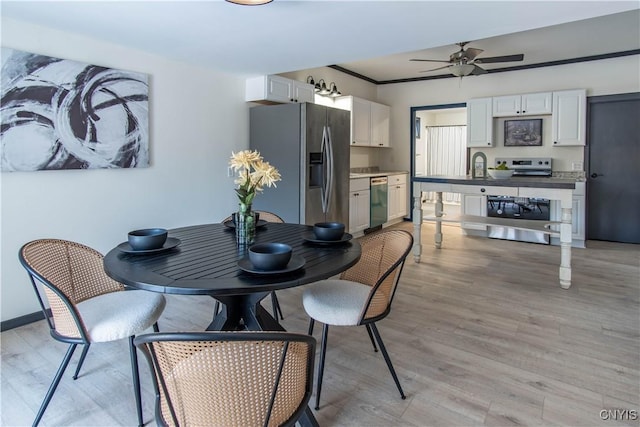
[225,0,273,5]
[449,63,476,77]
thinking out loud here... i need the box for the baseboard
[1,310,45,332]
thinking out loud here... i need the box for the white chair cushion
[76,290,166,343]
[302,280,371,326]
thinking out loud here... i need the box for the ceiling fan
[410,42,524,77]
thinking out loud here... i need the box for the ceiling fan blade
[474,54,524,64]
[470,65,488,75]
[418,65,451,73]
[410,58,451,63]
[464,47,484,60]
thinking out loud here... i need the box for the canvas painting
[1,48,149,171]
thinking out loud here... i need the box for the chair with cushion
[302,229,413,410]
[134,331,315,427]
[218,210,286,321]
[19,239,166,426]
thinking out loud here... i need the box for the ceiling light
[225,0,273,5]
[449,63,476,77]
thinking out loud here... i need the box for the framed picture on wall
[504,119,542,146]
[1,48,149,172]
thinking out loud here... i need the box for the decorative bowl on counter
[248,243,292,271]
[487,169,515,179]
[313,222,345,241]
[128,228,168,250]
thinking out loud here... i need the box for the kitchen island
[412,175,577,289]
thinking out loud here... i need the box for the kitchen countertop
[349,171,408,179]
[412,175,577,189]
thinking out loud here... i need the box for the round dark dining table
[104,222,361,332]
[105,222,359,427]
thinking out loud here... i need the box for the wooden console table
[412,176,577,289]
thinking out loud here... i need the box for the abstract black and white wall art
[1,48,149,171]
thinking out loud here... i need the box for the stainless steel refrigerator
[249,102,350,225]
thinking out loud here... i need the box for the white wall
[1,18,251,322]
[377,56,640,173]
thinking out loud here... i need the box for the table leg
[413,191,423,263]
[208,292,284,331]
[434,191,443,249]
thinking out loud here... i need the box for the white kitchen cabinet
[245,75,314,104]
[467,98,493,147]
[461,194,488,231]
[492,92,552,117]
[552,89,587,146]
[387,174,407,220]
[371,102,390,147]
[335,96,390,147]
[349,178,370,233]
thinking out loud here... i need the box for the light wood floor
[2,222,639,426]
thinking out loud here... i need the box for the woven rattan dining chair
[218,210,286,320]
[134,331,315,427]
[19,239,166,427]
[302,229,413,410]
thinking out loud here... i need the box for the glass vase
[233,210,256,246]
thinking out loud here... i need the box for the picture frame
[1,48,149,172]
[415,116,421,139]
[504,119,542,146]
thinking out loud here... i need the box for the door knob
[590,173,601,178]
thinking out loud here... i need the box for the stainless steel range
[495,157,552,176]
[488,157,552,244]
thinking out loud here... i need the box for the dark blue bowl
[128,228,168,251]
[249,243,292,271]
[313,222,345,241]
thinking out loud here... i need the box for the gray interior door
[587,93,640,243]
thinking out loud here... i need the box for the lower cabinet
[461,194,487,231]
[349,178,370,234]
[550,182,586,247]
[387,174,408,221]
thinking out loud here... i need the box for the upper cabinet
[246,75,314,104]
[335,96,390,147]
[492,92,552,117]
[371,102,390,147]
[467,97,494,147]
[467,89,586,148]
[552,89,587,146]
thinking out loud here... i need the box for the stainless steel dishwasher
[370,176,388,228]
